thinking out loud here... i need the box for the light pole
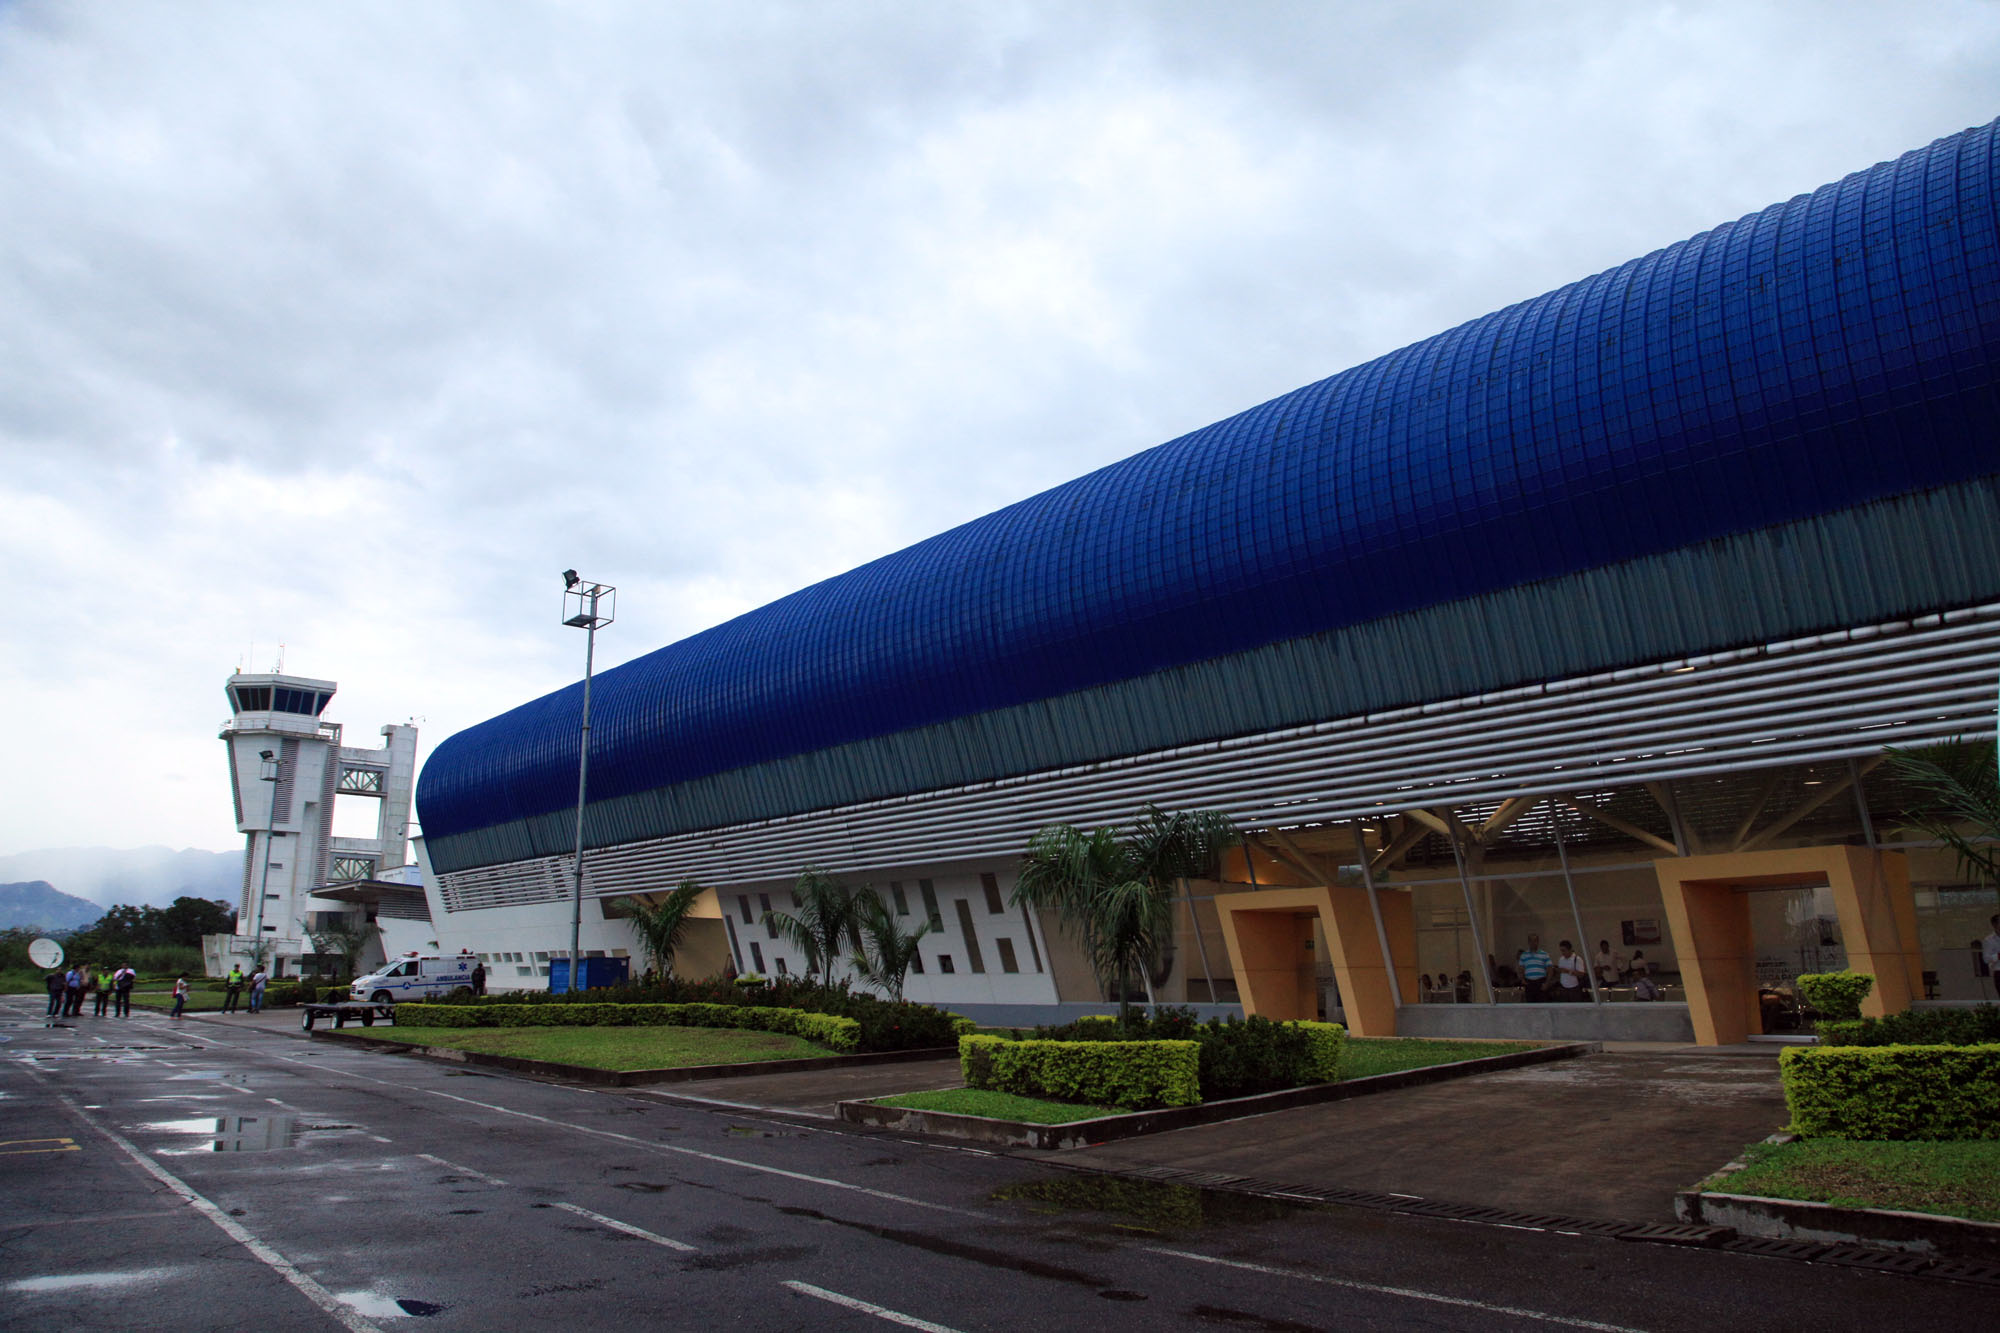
[561,569,615,993]
[250,749,280,961]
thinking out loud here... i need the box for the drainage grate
[1616,1223,1734,1247]
[1560,1219,1644,1238]
[1927,1259,2000,1288]
[1722,1237,1831,1262]
[1813,1245,1935,1275]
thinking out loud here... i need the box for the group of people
[217,964,271,1015]
[43,964,138,1019]
[1510,934,1659,1001]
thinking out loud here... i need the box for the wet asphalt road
[0,997,1983,1332]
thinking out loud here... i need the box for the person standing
[170,974,189,1019]
[471,961,485,997]
[92,966,113,1017]
[44,968,64,1017]
[1517,934,1553,1002]
[1592,939,1625,987]
[1981,914,2000,986]
[222,965,245,1014]
[63,965,85,1017]
[113,965,135,1018]
[248,964,269,1015]
[1554,940,1589,1001]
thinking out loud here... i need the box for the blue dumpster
[548,956,631,995]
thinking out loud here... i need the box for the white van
[350,952,477,1004]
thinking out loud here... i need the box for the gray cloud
[2,0,1996,852]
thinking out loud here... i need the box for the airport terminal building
[413,120,2000,1045]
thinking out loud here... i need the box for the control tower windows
[230,685,331,715]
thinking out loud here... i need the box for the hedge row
[396,1001,861,1053]
[423,977,967,1053]
[1780,1043,2000,1139]
[1036,1011,1345,1101]
[960,1034,1201,1110]
[1816,1005,2000,1047]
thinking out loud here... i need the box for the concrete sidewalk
[632,1043,1787,1226]
[1074,1048,1786,1224]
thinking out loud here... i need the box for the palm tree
[1885,740,2000,885]
[849,889,932,1001]
[763,867,863,987]
[1013,808,1239,1021]
[622,881,708,980]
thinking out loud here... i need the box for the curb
[310,1029,957,1086]
[839,1041,1598,1149]
[1676,1190,2000,1266]
[1675,1134,2000,1268]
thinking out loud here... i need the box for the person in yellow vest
[222,965,245,1014]
[93,966,114,1017]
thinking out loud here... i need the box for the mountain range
[0,846,240,914]
[0,880,104,931]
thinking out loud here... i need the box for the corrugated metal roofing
[420,119,2000,869]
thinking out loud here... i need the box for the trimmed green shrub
[960,1034,1200,1110]
[420,976,957,1052]
[1034,1009,1344,1100]
[1781,1043,2000,1139]
[1796,971,1874,1022]
[395,1001,860,1053]
[1816,1005,2000,1047]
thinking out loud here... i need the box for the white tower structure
[216,672,418,975]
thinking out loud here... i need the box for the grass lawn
[352,1024,834,1071]
[873,1038,1542,1124]
[130,991,231,1012]
[873,1088,1121,1124]
[1339,1037,1541,1080]
[1710,1138,2000,1223]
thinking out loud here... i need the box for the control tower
[217,672,417,975]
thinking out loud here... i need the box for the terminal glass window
[954,900,986,974]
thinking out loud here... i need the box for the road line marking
[1143,1246,1646,1332]
[268,1053,977,1218]
[782,1280,963,1331]
[0,1137,79,1155]
[552,1202,696,1251]
[39,1085,385,1333]
[415,1152,506,1186]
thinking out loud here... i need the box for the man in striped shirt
[1518,935,1553,1002]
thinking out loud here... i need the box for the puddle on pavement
[165,1071,251,1084]
[335,1292,447,1318]
[990,1175,1305,1233]
[138,1115,302,1153]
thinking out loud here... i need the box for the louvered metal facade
[421,119,2000,879]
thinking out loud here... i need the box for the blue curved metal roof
[420,119,2000,854]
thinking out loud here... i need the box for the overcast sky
[3,0,1996,858]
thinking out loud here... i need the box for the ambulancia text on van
[350,952,477,1004]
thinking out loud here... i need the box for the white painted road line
[40,1084,385,1333]
[270,1050,981,1219]
[1144,1246,1648,1332]
[416,1152,507,1186]
[782,1280,965,1332]
[552,1202,697,1251]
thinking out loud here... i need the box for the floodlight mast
[561,572,615,991]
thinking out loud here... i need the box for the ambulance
[349,951,478,1004]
